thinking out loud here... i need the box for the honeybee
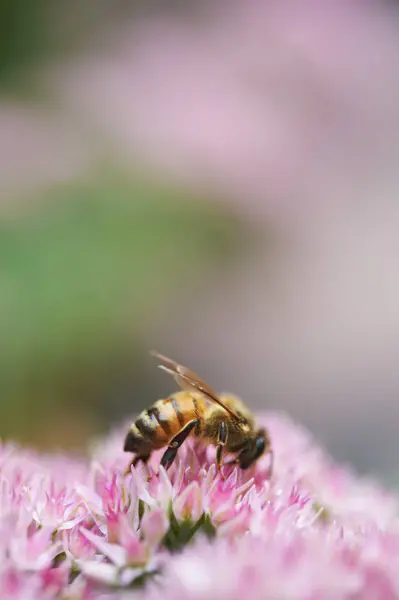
[124,351,273,478]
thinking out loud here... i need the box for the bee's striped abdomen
[152,395,189,444]
[135,411,157,439]
[125,391,205,454]
[171,396,185,427]
[147,404,171,437]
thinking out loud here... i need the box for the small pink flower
[9,526,61,571]
[62,525,97,560]
[173,482,203,523]
[81,514,148,567]
[39,563,69,596]
[141,507,169,546]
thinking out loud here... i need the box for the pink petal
[173,481,203,523]
[80,528,127,567]
[141,507,169,547]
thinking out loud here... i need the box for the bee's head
[238,427,270,470]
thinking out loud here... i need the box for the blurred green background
[0,171,248,447]
[0,0,254,449]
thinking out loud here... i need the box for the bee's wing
[149,351,181,376]
[150,350,241,420]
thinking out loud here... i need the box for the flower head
[0,411,398,598]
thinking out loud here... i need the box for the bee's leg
[160,419,199,471]
[216,422,228,479]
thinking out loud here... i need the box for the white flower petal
[77,559,118,585]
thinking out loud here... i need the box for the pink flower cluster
[0,412,398,599]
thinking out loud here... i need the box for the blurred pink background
[1,0,399,481]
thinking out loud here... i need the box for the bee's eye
[254,436,265,459]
